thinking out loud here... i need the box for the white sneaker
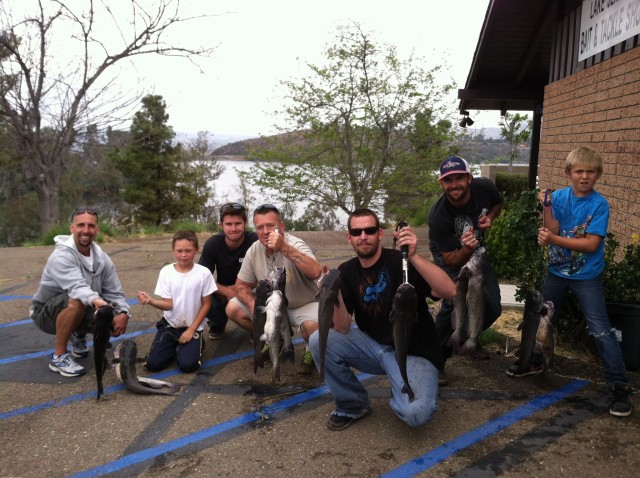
[49,352,86,377]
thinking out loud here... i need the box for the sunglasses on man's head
[349,226,379,236]
[254,203,279,214]
[71,207,99,220]
[220,202,246,214]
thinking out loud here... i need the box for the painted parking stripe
[380,379,590,478]
[67,376,369,478]
[0,297,139,328]
[68,379,587,478]
[0,295,32,302]
[0,319,32,328]
[0,337,305,421]
[0,327,156,365]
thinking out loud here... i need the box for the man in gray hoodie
[30,208,131,377]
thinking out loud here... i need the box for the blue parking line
[0,319,32,328]
[0,298,139,327]
[68,376,368,478]
[380,379,590,477]
[0,338,305,421]
[68,378,588,478]
[0,327,156,365]
[0,295,32,302]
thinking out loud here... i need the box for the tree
[0,1,213,233]
[500,112,532,173]
[181,130,225,225]
[111,95,216,226]
[59,124,126,220]
[384,109,457,220]
[241,23,455,222]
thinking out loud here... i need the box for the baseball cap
[438,156,471,180]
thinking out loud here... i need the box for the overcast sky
[10,0,496,137]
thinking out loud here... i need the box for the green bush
[168,220,212,234]
[603,233,640,304]
[495,172,529,206]
[485,189,546,300]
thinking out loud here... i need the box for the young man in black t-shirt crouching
[199,203,258,340]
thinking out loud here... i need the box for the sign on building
[579,0,640,61]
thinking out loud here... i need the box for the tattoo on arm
[281,245,306,265]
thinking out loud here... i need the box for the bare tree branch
[0,0,216,231]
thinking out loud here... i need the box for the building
[458,0,639,245]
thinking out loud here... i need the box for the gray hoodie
[31,235,129,314]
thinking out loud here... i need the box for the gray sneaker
[49,352,86,377]
[70,332,90,358]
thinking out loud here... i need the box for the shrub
[494,172,529,206]
[485,188,546,300]
[603,233,640,304]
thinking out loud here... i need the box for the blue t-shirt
[547,187,609,279]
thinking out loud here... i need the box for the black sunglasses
[70,207,99,220]
[220,202,246,214]
[349,226,379,236]
[254,203,279,214]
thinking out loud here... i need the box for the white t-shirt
[154,263,217,330]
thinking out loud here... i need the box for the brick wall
[539,46,640,247]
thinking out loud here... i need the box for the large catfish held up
[448,247,487,355]
[316,268,341,381]
[390,283,418,402]
[93,304,115,400]
[516,290,555,374]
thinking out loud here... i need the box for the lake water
[211,159,348,228]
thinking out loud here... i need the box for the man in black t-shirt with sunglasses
[199,203,257,340]
[308,208,456,430]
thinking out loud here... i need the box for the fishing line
[393,220,409,284]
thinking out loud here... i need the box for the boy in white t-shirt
[137,230,216,373]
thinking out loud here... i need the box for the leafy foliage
[111,96,217,226]
[0,1,214,233]
[499,112,532,173]
[241,23,455,223]
[603,233,640,304]
[494,172,529,206]
[485,189,546,301]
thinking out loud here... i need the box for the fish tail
[402,383,415,402]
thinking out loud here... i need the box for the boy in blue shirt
[507,146,632,417]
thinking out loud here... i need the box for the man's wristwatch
[116,309,132,319]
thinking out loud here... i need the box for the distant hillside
[211,131,308,157]
[174,132,256,149]
[211,129,531,164]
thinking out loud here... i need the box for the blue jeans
[206,295,228,332]
[308,327,439,427]
[542,272,628,389]
[145,319,203,373]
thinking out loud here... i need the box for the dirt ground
[0,228,638,478]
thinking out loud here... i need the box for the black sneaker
[208,328,225,340]
[609,382,633,417]
[506,363,543,378]
[327,407,372,431]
